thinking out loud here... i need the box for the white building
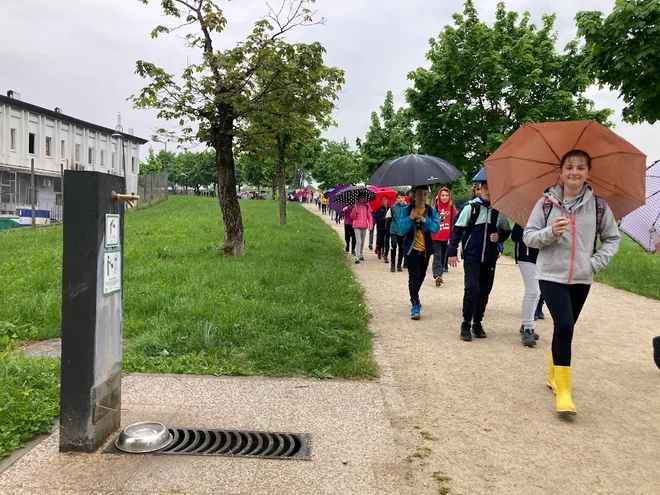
[0,90,147,222]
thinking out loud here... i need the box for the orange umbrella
[484,120,646,226]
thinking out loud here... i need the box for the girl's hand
[448,256,459,267]
[490,233,499,243]
[552,217,570,237]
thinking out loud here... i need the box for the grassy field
[502,233,660,300]
[0,197,377,458]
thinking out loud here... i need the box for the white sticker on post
[103,251,121,295]
[105,214,120,248]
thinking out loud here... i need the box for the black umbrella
[367,154,462,187]
[334,185,377,206]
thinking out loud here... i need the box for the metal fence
[137,171,168,209]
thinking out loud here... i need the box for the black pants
[390,234,404,268]
[321,204,327,214]
[462,261,497,324]
[344,225,356,254]
[432,240,449,278]
[407,249,430,305]
[539,281,590,367]
[376,228,390,256]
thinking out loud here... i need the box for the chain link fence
[137,171,168,209]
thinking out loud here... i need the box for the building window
[112,152,116,170]
[100,150,105,168]
[61,140,65,160]
[88,147,94,165]
[10,129,16,151]
[45,137,52,157]
[75,144,81,162]
[131,157,135,173]
[28,133,36,154]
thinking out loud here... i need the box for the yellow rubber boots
[547,352,557,394]
[554,365,577,415]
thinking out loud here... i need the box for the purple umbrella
[620,160,660,253]
[329,184,350,214]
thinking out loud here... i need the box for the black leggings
[376,228,390,256]
[539,281,590,367]
[407,249,430,305]
[344,225,356,253]
[390,234,404,267]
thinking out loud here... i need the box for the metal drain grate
[105,427,311,460]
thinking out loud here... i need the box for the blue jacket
[389,202,408,236]
[511,224,538,264]
[448,198,511,263]
[400,204,440,257]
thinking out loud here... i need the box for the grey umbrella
[367,154,462,187]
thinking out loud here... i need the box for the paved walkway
[307,204,660,495]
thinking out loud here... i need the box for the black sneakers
[519,325,539,341]
[653,336,660,369]
[472,322,487,339]
[460,322,472,341]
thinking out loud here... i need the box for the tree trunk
[214,117,245,256]
[272,179,276,201]
[276,135,287,226]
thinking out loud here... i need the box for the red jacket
[431,187,457,242]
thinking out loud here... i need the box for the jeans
[462,261,497,324]
[432,240,449,278]
[539,281,590,367]
[354,228,367,258]
[407,249,430,305]
[344,225,356,253]
[390,234,405,268]
[519,261,541,329]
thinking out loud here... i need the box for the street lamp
[152,136,168,173]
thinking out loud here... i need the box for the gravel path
[306,204,660,495]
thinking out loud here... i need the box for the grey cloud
[0,0,657,162]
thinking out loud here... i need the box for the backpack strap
[594,195,607,253]
[542,198,554,226]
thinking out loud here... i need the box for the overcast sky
[1,0,657,163]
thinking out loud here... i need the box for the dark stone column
[60,171,124,452]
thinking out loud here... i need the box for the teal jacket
[389,202,408,236]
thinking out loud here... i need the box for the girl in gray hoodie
[523,150,620,416]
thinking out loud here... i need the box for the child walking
[350,193,373,264]
[448,178,511,341]
[431,187,457,286]
[343,205,356,256]
[375,196,391,263]
[388,191,408,273]
[399,185,440,320]
[511,223,541,347]
[524,150,620,416]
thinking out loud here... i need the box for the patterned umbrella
[620,160,660,253]
[329,184,350,214]
[334,185,377,206]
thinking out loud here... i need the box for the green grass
[502,233,660,300]
[0,196,377,378]
[0,196,377,458]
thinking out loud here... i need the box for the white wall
[0,103,141,188]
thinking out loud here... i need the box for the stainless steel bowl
[115,421,173,453]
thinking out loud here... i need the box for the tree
[358,91,416,178]
[132,0,323,255]
[577,0,660,124]
[244,41,343,225]
[140,147,176,175]
[311,138,362,189]
[406,1,613,177]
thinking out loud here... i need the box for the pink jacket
[350,203,373,230]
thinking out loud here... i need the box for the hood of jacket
[436,187,452,208]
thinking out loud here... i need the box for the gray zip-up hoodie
[523,184,620,285]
